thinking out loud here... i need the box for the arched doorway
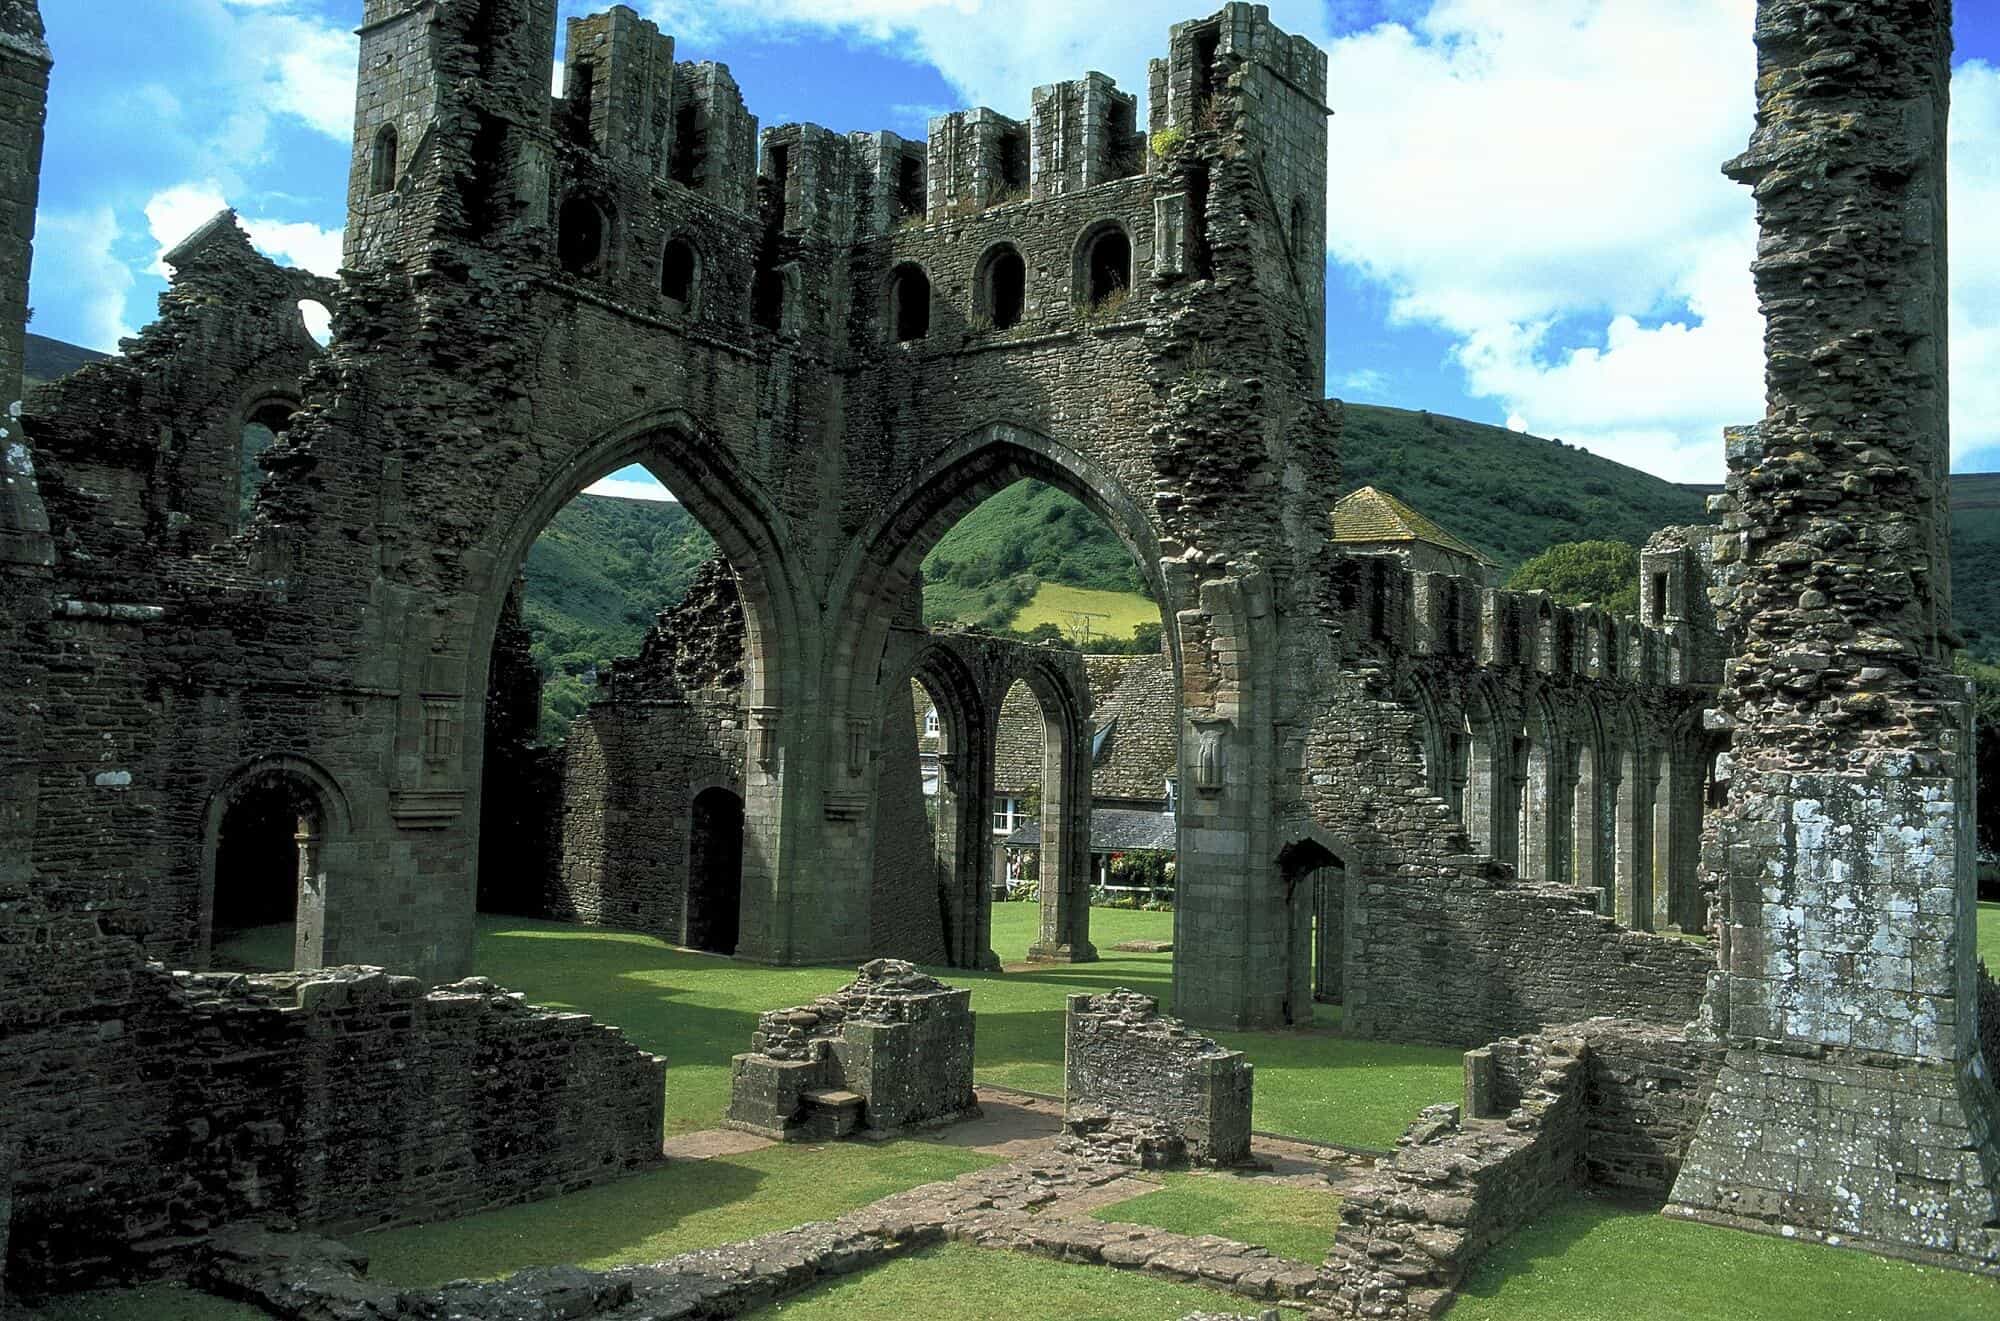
[685,786,744,954]
[1278,837,1343,1026]
[202,760,339,972]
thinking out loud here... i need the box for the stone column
[1667,0,2000,1271]
[0,1,49,914]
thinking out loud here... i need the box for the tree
[1506,540,1641,616]
[1952,654,2000,887]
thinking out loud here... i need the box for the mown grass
[466,903,1462,1150]
[1452,1193,2000,1321]
[1006,582,1161,641]
[745,1241,1233,1320]
[1089,1171,1339,1264]
[1979,899,1998,971]
[362,1139,995,1286]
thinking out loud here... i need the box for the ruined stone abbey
[0,0,1994,1312]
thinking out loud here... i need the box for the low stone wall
[1,959,666,1295]
[727,960,976,1139]
[1347,866,1715,1046]
[1323,1018,1723,1318]
[171,969,667,1235]
[1325,1032,1588,1318]
[1064,989,1252,1166]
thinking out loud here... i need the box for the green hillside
[1339,404,1710,574]
[920,478,1147,627]
[23,332,111,392]
[520,495,716,673]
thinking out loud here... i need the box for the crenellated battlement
[1331,551,1725,693]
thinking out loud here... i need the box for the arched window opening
[558,195,608,277]
[1187,165,1213,279]
[239,399,297,529]
[1080,225,1131,310]
[661,237,700,310]
[686,786,744,954]
[297,299,332,348]
[977,244,1026,330]
[889,262,931,342]
[671,101,706,188]
[1290,194,1311,258]
[371,123,399,194]
[211,774,322,971]
[1278,838,1342,1025]
[896,152,926,220]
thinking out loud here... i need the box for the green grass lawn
[745,1241,1233,1320]
[1453,1193,2000,1321]
[1007,582,1160,641]
[1089,1171,1338,1264]
[1979,899,1997,970]
[362,1139,995,1286]
[465,903,1462,1151]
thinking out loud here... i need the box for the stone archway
[199,755,349,972]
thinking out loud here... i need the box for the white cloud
[1948,60,2000,468]
[145,182,344,278]
[191,0,357,164]
[34,209,135,352]
[243,218,343,277]
[1320,0,1762,481]
[638,0,1329,114]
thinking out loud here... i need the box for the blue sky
[29,1,2000,487]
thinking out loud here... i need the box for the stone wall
[1325,1034,1586,1319]
[1063,988,1252,1165]
[2,963,664,1294]
[1325,1018,1722,1318]
[727,960,976,1139]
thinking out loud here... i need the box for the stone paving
[187,1087,1362,1320]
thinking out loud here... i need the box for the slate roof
[992,652,1178,807]
[1005,807,1176,853]
[1331,486,1497,566]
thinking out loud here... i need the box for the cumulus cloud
[1948,60,2000,468]
[146,181,344,278]
[1320,0,1762,480]
[638,0,1329,113]
[200,0,357,161]
[34,209,135,351]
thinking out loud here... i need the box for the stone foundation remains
[1064,989,1253,1166]
[1,964,664,1296]
[726,959,977,1140]
[1323,1018,1722,1318]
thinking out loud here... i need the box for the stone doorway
[686,785,744,954]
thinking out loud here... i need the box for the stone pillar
[1027,677,1096,964]
[0,0,49,913]
[1667,0,2000,1271]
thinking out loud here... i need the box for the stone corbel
[1192,716,1231,793]
[747,706,780,771]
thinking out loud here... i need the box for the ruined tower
[1667,0,2000,1270]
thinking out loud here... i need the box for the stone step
[799,1088,866,1138]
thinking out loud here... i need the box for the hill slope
[519,496,716,670]
[1338,404,1710,573]
[23,332,111,392]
